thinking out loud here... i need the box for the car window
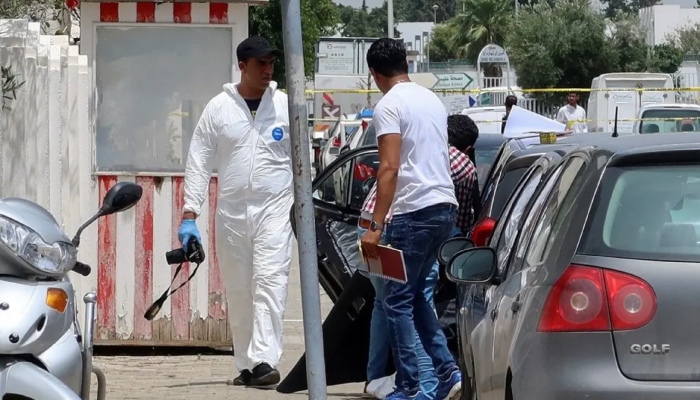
[348,153,380,210]
[475,145,502,185]
[529,157,587,264]
[579,165,700,262]
[490,167,544,274]
[505,163,566,279]
[639,109,700,133]
[361,123,377,146]
[313,159,352,208]
[491,167,529,219]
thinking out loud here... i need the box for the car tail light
[353,162,376,180]
[331,136,341,147]
[471,217,496,247]
[362,120,369,130]
[538,264,657,332]
[604,270,656,330]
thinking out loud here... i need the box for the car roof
[477,133,507,146]
[576,131,700,156]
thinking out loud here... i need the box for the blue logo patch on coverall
[272,127,284,141]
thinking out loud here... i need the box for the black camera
[166,238,206,264]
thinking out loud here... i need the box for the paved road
[90,242,368,399]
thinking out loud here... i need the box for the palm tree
[449,0,513,80]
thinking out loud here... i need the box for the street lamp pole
[432,4,438,24]
[388,0,394,38]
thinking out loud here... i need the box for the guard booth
[75,0,262,347]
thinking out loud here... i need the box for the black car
[471,133,613,246]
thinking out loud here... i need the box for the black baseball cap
[237,36,280,62]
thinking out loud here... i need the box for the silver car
[446,132,700,399]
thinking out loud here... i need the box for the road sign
[431,73,474,90]
[322,104,341,119]
[478,44,509,64]
[316,41,356,75]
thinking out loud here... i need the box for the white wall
[640,4,700,46]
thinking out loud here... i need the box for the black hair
[505,95,517,108]
[366,38,408,77]
[447,114,479,153]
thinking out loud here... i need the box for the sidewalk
[90,242,369,399]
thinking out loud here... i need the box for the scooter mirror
[99,182,143,216]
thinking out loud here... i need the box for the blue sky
[334,0,696,11]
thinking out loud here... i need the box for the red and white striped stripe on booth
[97,176,229,344]
[97,2,232,24]
[85,1,259,345]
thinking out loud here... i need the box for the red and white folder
[359,243,408,284]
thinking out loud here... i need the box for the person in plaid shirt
[360,121,478,233]
[359,114,479,399]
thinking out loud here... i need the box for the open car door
[290,146,380,302]
[281,146,462,393]
[281,147,382,393]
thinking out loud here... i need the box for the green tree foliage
[424,23,460,62]
[669,23,700,54]
[647,44,685,74]
[394,0,457,23]
[338,1,389,37]
[449,0,512,62]
[249,0,339,85]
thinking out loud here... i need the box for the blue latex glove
[178,219,202,249]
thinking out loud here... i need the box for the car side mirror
[446,247,497,284]
[437,237,475,266]
[99,182,143,216]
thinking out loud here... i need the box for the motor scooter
[0,181,143,400]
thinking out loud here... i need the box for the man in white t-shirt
[359,38,462,400]
[556,91,588,133]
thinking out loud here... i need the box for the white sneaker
[366,374,397,399]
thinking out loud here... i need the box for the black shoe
[232,370,252,386]
[249,363,281,386]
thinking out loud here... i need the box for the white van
[461,106,507,134]
[587,73,674,134]
[476,86,524,107]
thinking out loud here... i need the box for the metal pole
[280,0,327,398]
[426,33,430,72]
[514,0,518,15]
[388,0,394,38]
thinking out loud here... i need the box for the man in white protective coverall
[178,36,293,387]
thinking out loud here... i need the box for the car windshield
[579,165,700,262]
[345,125,360,142]
[639,109,700,133]
[475,145,501,176]
[361,123,378,146]
[491,167,529,219]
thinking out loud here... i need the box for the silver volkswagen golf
[446,132,700,400]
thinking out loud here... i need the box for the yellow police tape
[302,87,700,94]
[307,116,700,124]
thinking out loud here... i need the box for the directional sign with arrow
[431,73,474,91]
[322,104,341,119]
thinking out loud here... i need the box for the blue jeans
[383,203,459,395]
[357,226,439,398]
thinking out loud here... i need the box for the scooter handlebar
[72,261,91,276]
